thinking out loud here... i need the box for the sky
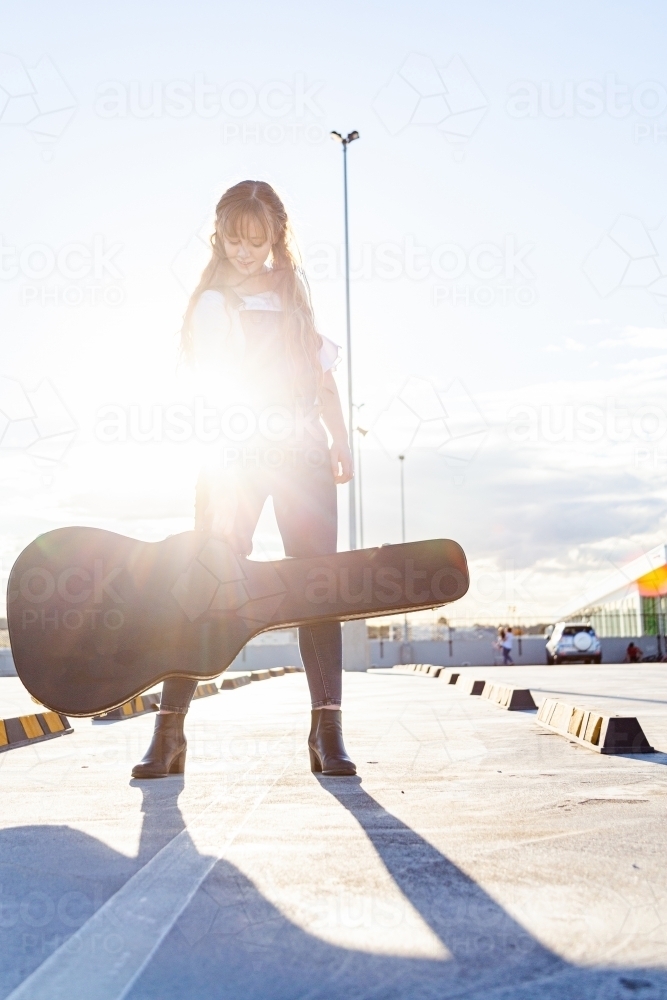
[2,0,667,623]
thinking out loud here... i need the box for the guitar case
[7,528,469,716]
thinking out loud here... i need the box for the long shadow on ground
[0,775,664,1000]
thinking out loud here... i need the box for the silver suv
[545,622,601,664]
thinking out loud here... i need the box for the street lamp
[398,453,406,544]
[356,423,368,548]
[398,453,408,642]
[331,129,360,549]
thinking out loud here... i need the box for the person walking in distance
[494,627,505,664]
[132,181,356,779]
[502,627,514,665]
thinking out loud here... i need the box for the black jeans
[161,451,342,713]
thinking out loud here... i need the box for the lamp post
[398,453,406,544]
[399,453,408,642]
[356,423,368,549]
[331,129,360,549]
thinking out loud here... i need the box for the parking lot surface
[1,664,666,999]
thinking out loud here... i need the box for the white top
[502,633,513,650]
[192,288,340,373]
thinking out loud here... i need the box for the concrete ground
[1,664,666,1000]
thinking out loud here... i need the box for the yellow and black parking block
[0,711,73,752]
[537,698,655,754]
[220,674,251,690]
[192,681,219,700]
[93,692,160,721]
[481,682,537,711]
[220,666,301,689]
[459,677,486,696]
[439,670,460,684]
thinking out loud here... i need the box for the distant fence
[0,634,663,680]
[370,635,664,667]
[225,634,667,670]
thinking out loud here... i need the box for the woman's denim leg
[166,456,342,714]
[160,677,199,712]
[298,621,342,708]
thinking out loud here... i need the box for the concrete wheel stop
[0,711,73,752]
[93,693,160,721]
[220,674,252,690]
[391,664,442,676]
[459,677,486,696]
[537,698,655,754]
[219,666,300,690]
[191,682,219,700]
[439,670,460,684]
[481,682,537,711]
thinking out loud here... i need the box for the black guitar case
[7,528,469,716]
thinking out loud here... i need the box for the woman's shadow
[1,774,664,999]
[0,776,189,997]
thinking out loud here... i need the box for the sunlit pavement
[1,666,667,1000]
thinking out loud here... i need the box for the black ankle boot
[308,709,356,776]
[131,713,187,779]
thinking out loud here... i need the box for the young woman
[132,180,357,779]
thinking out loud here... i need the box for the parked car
[545,622,601,664]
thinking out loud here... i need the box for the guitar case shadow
[7,528,469,717]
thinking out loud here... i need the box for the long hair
[181,180,323,399]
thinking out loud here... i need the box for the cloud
[544,338,586,352]
[599,326,667,350]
